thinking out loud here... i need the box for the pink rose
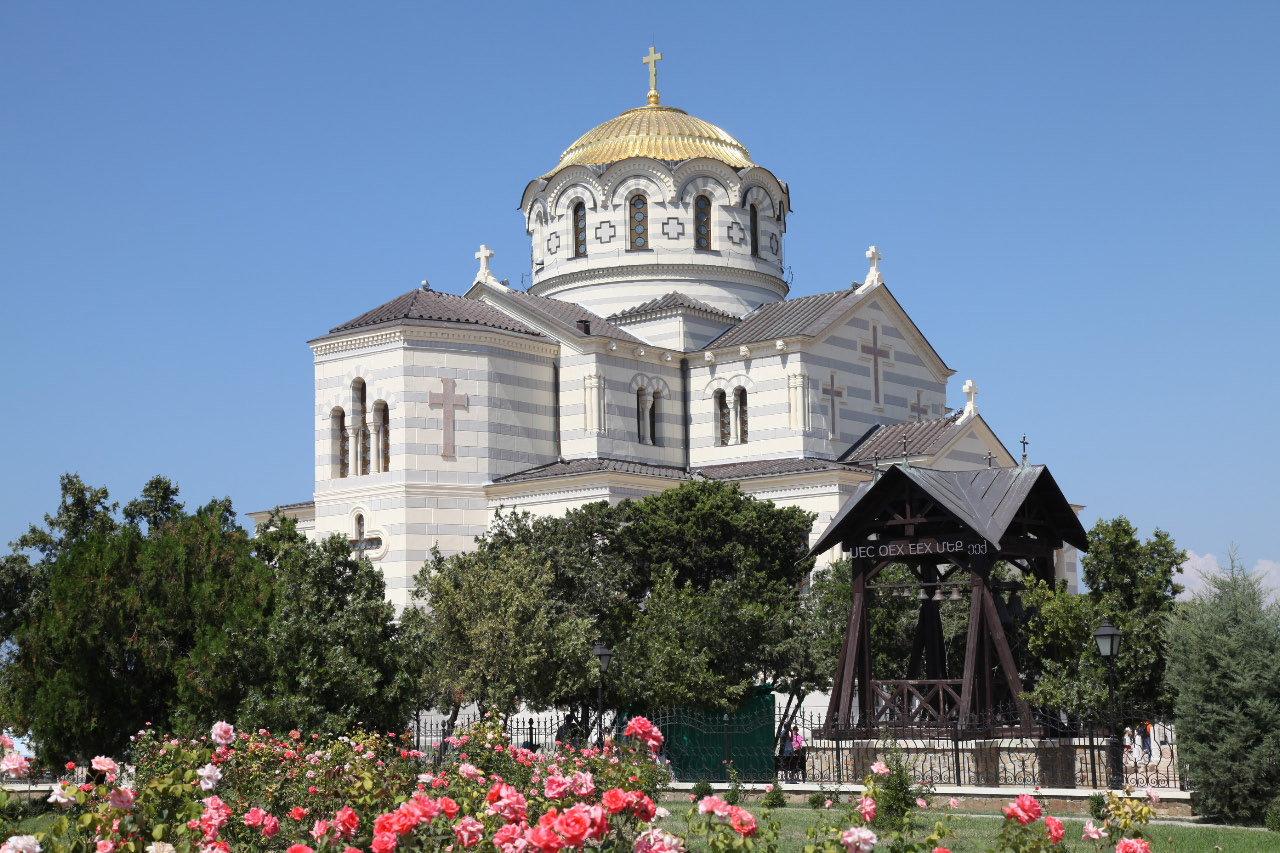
[90,756,118,775]
[1115,840,1152,853]
[857,795,876,823]
[210,721,235,747]
[0,754,31,779]
[286,846,314,853]
[526,825,564,853]
[840,826,877,853]
[728,806,757,836]
[262,815,280,838]
[333,806,359,838]
[1145,787,1161,806]
[310,819,330,841]
[948,798,959,809]
[571,770,595,797]
[916,798,928,810]
[544,774,571,799]
[454,816,485,848]
[371,832,398,853]
[108,788,135,810]
[243,808,267,827]
[1045,815,1064,844]
[1001,794,1041,826]
[870,761,890,777]
[95,841,114,853]
[1082,820,1108,841]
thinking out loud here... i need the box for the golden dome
[544,105,755,177]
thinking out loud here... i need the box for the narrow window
[650,391,661,446]
[360,427,370,475]
[573,202,587,258]
[749,204,759,257]
[377,402,390,472]
[695,195,711,250]
[636,388,645,441]
[351,378,367,476]
[332,407,348,479]
[629,195,648,250]
[715,390,729,446]
[736,388,749,443]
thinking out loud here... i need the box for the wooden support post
[957,563,986,728]
[981,583,1032,725]
[826,560,866,728]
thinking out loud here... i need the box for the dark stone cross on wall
[861,326,891,406]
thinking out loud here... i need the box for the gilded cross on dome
[643,46,663,105]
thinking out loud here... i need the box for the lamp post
[592,641,614,747]
[1093,618,1124,789]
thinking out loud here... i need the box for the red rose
[527,824,564,853]
[439,796,459,818]
[555,805,591,848]
[370,831,398,853]
[601,788,629,815]
[289,806,308,822]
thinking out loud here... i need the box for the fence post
[950,722,962,786]
[835,714,842,785]
[1088,719,1098,790]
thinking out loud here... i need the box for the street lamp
[1092,618,1124,789]
[592,642,614,747]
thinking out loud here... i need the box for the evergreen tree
[1164,549,1280,823]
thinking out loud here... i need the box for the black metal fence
[406,704,1184,790]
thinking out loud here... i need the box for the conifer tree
[1164,549,1280,822]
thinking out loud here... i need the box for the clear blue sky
[3,2,1277,589]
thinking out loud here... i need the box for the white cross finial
[961,379,979,420]
[863,245,884,288]
[475,244,495,281]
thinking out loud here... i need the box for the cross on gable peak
[961,379,979,420]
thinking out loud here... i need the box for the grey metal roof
[697,457,872,480]
[706,289,858,348]
[809,464,1088,556]
[491,458,690,484]
[609,291,741,323]
[322,288,542,338]
[499,290,643,343]
[840,413,964,464]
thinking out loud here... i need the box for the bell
[931,588,945,601]
[917,587,929,600]
[949,586,963,601]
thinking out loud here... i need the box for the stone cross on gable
[910,390,929,422]
[429,378,469,457]
[962,379,979,418]
[475,244,495,281]
[863,245,884,288]
[860,325,891,406]
[821,372,843,439]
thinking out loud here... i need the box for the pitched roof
[809,464,1089,556]
[706,289,858,348]
[322,288,542,338]
[492,457,690,484]
[609,291,740,323]
[697,457,871,480]
[840,413,966,464]
[498,289,643,343]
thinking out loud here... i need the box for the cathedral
[251,49,1078,609]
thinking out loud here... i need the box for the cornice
[530,263,788,299]
[611,305,740,328]
[310,324,560,360]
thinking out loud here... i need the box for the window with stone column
[331,407,348,478]
[650,391,661,446]
[714,390,729,446]
[373,400,390,472]
[735,387,749,443]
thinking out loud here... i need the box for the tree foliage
[1022,516,1185,714]
[1164,548,1280,822]
[405,480,816,721]
[1,475,413,762]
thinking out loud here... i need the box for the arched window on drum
[749,204,760,257]
[573,202,587,258]
[694,195,712,250]
[628,194,648,251]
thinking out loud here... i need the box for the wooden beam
[957,565,986,727]
[981,582,1032,723]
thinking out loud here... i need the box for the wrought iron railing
[404,704,1184,790]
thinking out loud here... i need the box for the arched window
[331,407,348,478]
[749,205,759,257]
[714,390,729,446]
[351,378,367,476]
[636,388,646,443]
[573,202,587,258]
[695,195,712,250]
[736,388,749,443]
[650,391,661,446]
[628,194,648,250]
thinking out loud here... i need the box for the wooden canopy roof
[809,463,1088,558]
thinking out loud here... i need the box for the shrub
[691,779,713,799]
[762,780,785,809]
[1088,791,1106,820]
[865,740,929,833]
[807,791,827,810]
[1266,794,1280,832]
[723,760,743,805]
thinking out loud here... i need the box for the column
[371,423,384,473]
[729,391,742,445]
[584,375,605,435]
[347,425,362,476]
[638,389,652,445]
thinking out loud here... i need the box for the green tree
[1164,548,1280,822]
[2,477,273,761]
[1023,516,1186,713]
[406,480,815,722]
[237,514,413,734]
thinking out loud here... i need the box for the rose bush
[0,716,686,853]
